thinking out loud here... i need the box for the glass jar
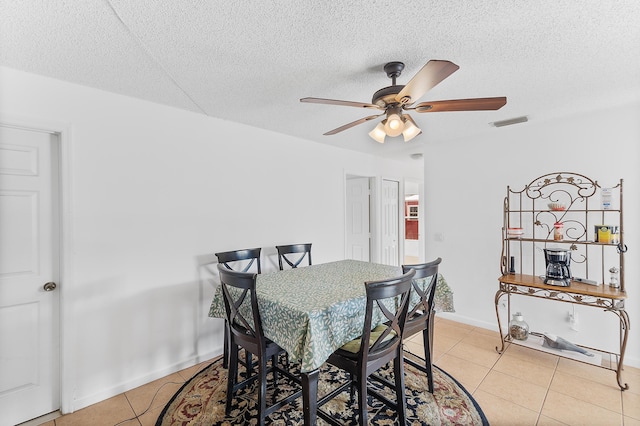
[609,267,620,289]
[554,222,563,241]
[509,312,529,340]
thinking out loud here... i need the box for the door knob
[43,282,57,292]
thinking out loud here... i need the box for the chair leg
[347,373,355,403]
[423,327,434,393]
[223,321,229,369]
[226,342,239,415]
[257,358,267,426]
[394,356,407,425]
[271,354,279,395]
[357,376,368,426]
[246,352,254,376]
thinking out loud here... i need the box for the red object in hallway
[405,200,419,240]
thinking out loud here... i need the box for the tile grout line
[534,352,560,425]
[121,392,143,426]
[465,331,559,420]
[448,322,630,423]
[469,332,507,400]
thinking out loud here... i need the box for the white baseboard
[436,311,500,332]
[67,349,221,414]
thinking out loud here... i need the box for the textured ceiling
[2,1,639,161]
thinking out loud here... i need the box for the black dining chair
[317,269,415,426]
[276,243,312,270]
[218,265,301,425]
[216,247,262,274]
[215,247,262,370]
[402,257,442,393]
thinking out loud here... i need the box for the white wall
[424,101,640,370]
[0,67,422,412]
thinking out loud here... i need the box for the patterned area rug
[156,352,488,425]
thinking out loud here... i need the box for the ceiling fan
[300,60,507,143]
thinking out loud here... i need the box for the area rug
[156,351,488,425]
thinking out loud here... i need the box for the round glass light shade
[402,116,422,142]
[368,122,386,143]
[384,113,404,137]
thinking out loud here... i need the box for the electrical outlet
[569,312,579,331]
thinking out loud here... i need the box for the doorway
[345,175,401,266]
[0,125,61,425]
[404,179,423,264]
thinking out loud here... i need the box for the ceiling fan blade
[301,97,381,109]
[395,60,460,105]
[411,97,507,113]
[323,114,384,135]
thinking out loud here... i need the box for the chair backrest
[360,269,415,363]
[217,264,266,352]
[215,247,262,273]
[276,243,312,270]
[402,257,442,329]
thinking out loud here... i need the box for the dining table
[208,259,454,425]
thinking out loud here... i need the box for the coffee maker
[544,248,572,286]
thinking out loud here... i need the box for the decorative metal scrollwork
[500,283,620,310]
[525,172,597,202]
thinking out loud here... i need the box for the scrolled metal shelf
[508,209,621,213]
[498,173,628,390]
[501,282,620,310]
[505,237,619,246]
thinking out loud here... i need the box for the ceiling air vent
[490,116,529,127]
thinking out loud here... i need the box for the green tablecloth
[209,259,454,372]
[434,274,455,313]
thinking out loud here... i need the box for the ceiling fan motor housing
[372,85,405,108]
[372,61,408,108]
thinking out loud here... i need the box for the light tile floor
[24,317,640,426]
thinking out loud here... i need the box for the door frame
[1,117,74,414]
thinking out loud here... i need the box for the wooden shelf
[505,237,620,246]
[498,274,627,300]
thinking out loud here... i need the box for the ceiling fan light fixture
[402,115,421,142]
[384,107,404,137]
[369,122,386,143]
[387,114,402,130]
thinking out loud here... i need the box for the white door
[381,179,399,266]
[0,126,60,426]
[346,177,370,261]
